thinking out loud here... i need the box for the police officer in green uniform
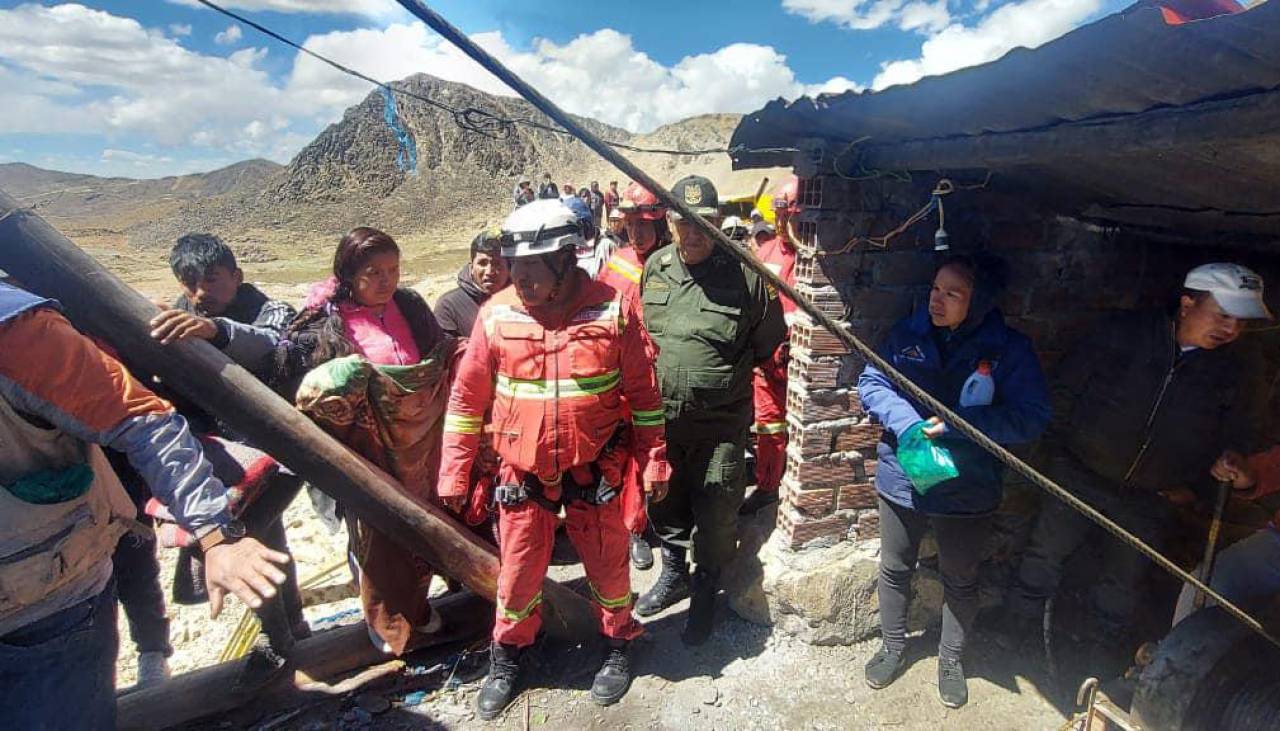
[634,175,786,645]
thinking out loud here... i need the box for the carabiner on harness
[493,482,529,507]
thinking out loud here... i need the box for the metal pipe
[1195,480,1232,609]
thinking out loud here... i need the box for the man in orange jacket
[598,182,673,569]
[0,281,290,729]
[439,199,670,719]
[742,176,801,515]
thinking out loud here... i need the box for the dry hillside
[0,73,784,296]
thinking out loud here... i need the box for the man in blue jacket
[858,253,1051,708]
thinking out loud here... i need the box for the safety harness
[492,426,626,511]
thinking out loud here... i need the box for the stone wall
[777,161,1280,551]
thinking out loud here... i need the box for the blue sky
[0,1,1131,178]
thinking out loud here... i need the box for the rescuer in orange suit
[438,199,671,719]
[597,181,675,570]
[741,176,801,515]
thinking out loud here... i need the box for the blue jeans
[0,579,118,730]
[1173,526,1280,626]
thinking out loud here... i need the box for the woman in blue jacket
[857,253,1050,708]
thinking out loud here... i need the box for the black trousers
[649,419,748,570]
[877,496,992,661]
[113,518,172,657]
[1007,450,1174,631]
[109,450,172,658]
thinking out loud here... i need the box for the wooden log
[0,190,596,640]
[116,591,491,730]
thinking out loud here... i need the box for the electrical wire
[194,0,797,157]
[832,137,910,183]
[820,176,986,256]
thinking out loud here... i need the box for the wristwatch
[197,520,247,554]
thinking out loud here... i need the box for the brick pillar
[776,171,883,550]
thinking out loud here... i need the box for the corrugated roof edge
[729,2,1280,170]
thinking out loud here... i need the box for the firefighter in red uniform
[597,182,673,570]
[439,199,671,719]
[598,181,671,300]
[741,176,801,515]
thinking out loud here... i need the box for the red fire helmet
[618,181,667,220]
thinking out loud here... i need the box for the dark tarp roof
[730,2,1280,240]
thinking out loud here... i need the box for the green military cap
[669,175,720,219]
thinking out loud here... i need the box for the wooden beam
[116,591,491,730]
[857,88,1280,171]
[0,190,597,641]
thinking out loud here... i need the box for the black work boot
[590,638,633,706]
[738,488,779,516]
[863,646,905,690]
[233,633,291,692]
[476,642,523,720]
[635,546,689,617]
[681,567,720,646]
[630,534,654,570]
[937,656,968,708]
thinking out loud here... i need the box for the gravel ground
[329,561,1072,731]
[115,492,359,689]
[134,500,1072,730]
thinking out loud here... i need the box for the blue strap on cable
[381,86,418,175]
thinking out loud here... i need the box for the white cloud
[897,1,952,32]
[783,0,953,33]
[95,149,240,177]
[165,0,405,19]
[0,4,282,153]
[169,23,193,36]
[214,24,243,45]
[281,22,505,119]
[285,24,859,132]
[101,148,174,167]
[871,0,1104,89]
[0,3,855,176]
[803,75,865,97]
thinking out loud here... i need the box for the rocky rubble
[725,503,944,646]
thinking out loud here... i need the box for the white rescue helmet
[721,216,748,241]
[500,199,584,258]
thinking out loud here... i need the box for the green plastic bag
[896,421,959,494]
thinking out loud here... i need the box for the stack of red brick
[776,174,883,549]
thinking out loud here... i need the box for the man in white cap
[1001,262,1270,655]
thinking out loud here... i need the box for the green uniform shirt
[641,244,786,424]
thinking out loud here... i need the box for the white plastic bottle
[960,361,995,407]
